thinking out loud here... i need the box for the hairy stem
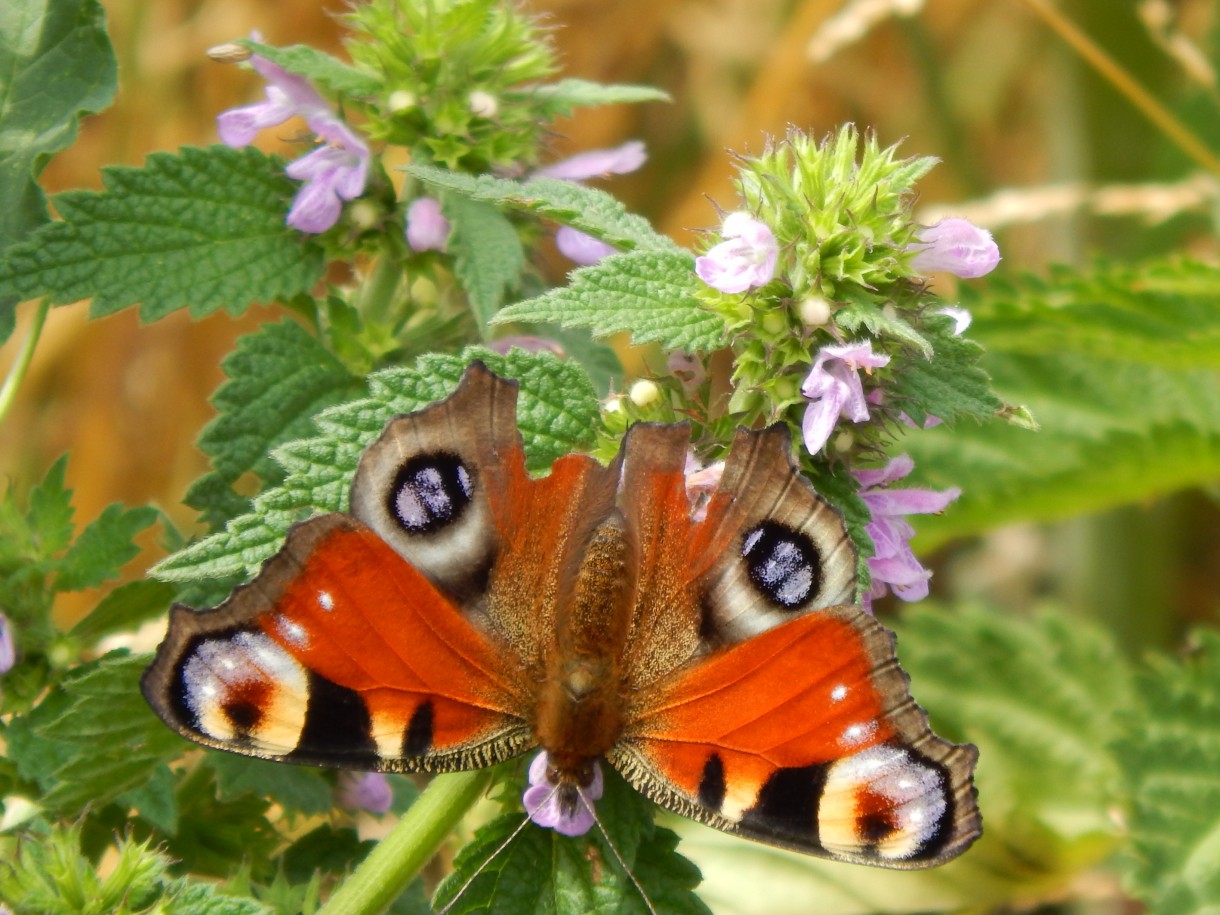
[318,769,494,915]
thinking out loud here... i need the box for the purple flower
[0,612,13,674]
[405,197,451,252]
[216,56,330,147]
[522,751,603,837]
[218,53,369,234]
[554,226,616,266]
[800,341,890,455]
[535,140,647,181]
[695,212,779,294]
[487,336,564,356]
[910,218,1000,279]
[336,771,393,815]
[855,455,960,611]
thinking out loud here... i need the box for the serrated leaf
[241,39,381,97]
[1115,630,1220,915]
[495,250,727,353]
[511,78,670,118]
[26,454,75,557]
[153,349,601,583]
[164,880,273,915]
[904,258,1220,548]
[30,652,186,812]
[889,320,1003,426]
[0,146,325,322]
[69,578,176,645]
[185,320,363,529]
[53,504,158,591]
[408,164,678,254]
[442,194,525,330]
[0,0,117,254]
[207,754,334,816]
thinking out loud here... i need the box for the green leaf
[904,258,1220,548]
[1115,629,1220,914]
[163,770,279,880]
[207,753,335,817]
[0,146,326,322]
[120,763,180,835]
[282,824,377,883]
[0,0,117,253]
[442,194,526,331]
[184,320,363,529]
[164,880,273,915]
[836,297,933,359]
[408,165,679,254]
[153,349,601,583]
[29,652,186,812]
[26,454,75,558]
[69,578,176,645]
[436,771,708,915]
[888,317,1003,426]
[53,504,158,591]
[240,39,381,97]
[495,250,727,353]
[512,77,670,118]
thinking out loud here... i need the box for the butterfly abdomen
[534,514,634,775]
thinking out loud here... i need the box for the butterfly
[142,361,979,868]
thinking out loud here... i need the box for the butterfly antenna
[578,785,659,915]
[436,808,536,915]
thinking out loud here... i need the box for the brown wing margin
[611,605,980,868]
[141,514,535,773]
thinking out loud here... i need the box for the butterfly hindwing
[614,604,979,867]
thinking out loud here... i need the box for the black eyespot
[388,452,474,534]
[740,520,821,609]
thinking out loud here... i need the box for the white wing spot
[839,720,877,747]
[831,684,848,702]
[317,590,335,611]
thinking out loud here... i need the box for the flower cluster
[686,128,1000,612]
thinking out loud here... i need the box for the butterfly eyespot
[740,520,822,609]
[388,452,475,534]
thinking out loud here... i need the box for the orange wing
[142,513,534,772]
[612,605,980,868]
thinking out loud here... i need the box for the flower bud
[629,379,660,407]
[910,218,1000,278]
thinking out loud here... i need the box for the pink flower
[218,52,369,234]
[535,140,647,181]
[522,751,603,837]
[800,341,890,455]
[855,455,960,611]
[336,771,393,815]
[0,612,13,674]
[405,197,451,252]
[910,218,1000,279]
[555,225,616,265]
[695,212,779,294]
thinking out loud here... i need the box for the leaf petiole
[0,297,50,427]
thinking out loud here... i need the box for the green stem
[358,252,407,325]
[0,298,50,426]
[319,769,494,915]
[1019,0,1220,176]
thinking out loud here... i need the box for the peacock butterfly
[142,362,979,868]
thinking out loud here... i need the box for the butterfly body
[143,362,980,868]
